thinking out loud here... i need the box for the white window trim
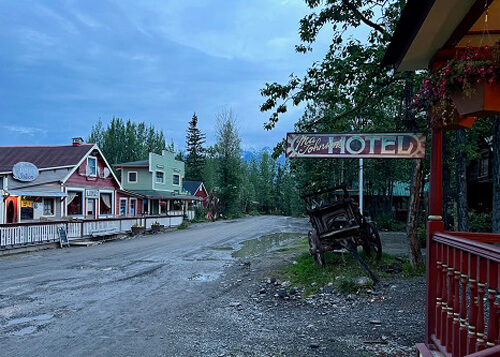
[155,170,165,185]
[127,171,138,183]
[66,188,85,217]
[42,198,56,217]
[129,198,137,216]
[172,174,181,186]
[87,156,97,177]
[99,189,114,217]
[119,198,128,216]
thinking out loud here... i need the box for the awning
[6,190,68,198]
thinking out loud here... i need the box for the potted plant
[414,45,499,127]
[131,223,146,235]
[151,221,163,233]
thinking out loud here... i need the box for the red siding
[195,186,208,207]
[116,192,144,216]
[66,153,120,189]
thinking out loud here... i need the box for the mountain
[241,147,286,164]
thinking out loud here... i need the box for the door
[130,199,136,216]
[86,199,96,219]
[6,198,17,223]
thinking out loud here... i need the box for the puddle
[8,314,54,326]
[232,233,302,258]
[210,246,234,251]
[187,272,219,282]
[13,326,37,336]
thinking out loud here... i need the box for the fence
[426,232,500,357]
[0,214,184,250]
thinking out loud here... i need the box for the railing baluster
[459,250,469,357]
[446,245,455,352]
[452,246,461,356]
[442,245,450,347]
[486,260,498,348]
[468,253,478,354]
[476,257,487,351]
[436,242,443,340]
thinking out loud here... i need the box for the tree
[88,117,166,164]
[185,113,206,181]
[260,1,428,267]
[215,109,242,218]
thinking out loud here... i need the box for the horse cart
[301,184,382,283]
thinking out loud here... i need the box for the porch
[0,214,184,251]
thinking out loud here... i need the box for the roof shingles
[0,145,94,172]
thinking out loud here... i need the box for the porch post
[426,127,445,345]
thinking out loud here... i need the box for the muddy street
[0,216,424,356]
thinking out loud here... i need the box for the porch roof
[382,0,495,71]
[5,190,68,198]
[129,190,201,201]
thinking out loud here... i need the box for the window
[155,171,164,184]
[128,171,137,183]
[120,198,127,216]
[130,199,136,216]
[100,193,112,215]
[67,191,83,215]
[479,156,489,178]
[173,174,180,185]
[87,157,97,177]
[43,198,54,215]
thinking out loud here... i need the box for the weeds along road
[0,216,310,357]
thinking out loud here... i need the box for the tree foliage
[88,117,166,164]
[185,112,206,181]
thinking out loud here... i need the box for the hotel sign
[286,133,426,159]
[12,162,39,182]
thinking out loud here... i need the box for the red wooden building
[383,1,499,356]
[0,137,139,223]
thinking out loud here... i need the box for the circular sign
[12,162,39,182]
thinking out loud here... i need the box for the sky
[0,0,330,151]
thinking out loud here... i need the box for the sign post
[286,132,426,215]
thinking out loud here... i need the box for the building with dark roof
[114,150,201,216]
[0,138,122,224]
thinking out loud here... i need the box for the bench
[91,228,119,237]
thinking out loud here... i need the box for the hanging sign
[286,132,426,159]
[12,162,39,182]
[86,189,100,198]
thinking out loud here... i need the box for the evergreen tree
[215,110,241,218]
[185,113,206,181]
[87,117,167,164]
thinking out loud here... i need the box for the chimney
[72,137,84,146]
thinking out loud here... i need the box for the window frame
[87,156,97,177]
[99,191,114,216]
[67,189,84,216]
[42,198,55,216]
[155,170,165,184]
[172,174,180,186]
[119,198,128,216]
[127,171,138,183]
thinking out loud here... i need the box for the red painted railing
[426,232,500,357]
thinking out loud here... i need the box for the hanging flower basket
[414,45,499,125]
[427,104,477,130]
[451,82,500,117]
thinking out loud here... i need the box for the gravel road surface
[0,216,424,357]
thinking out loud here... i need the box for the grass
[276,243,425,296]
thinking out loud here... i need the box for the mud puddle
[232,233,303,258]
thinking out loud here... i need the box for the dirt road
[0,216,423,356]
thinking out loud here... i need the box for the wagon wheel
[308,230,325,267]
[362,222,382,261]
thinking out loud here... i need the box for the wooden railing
[0,214,185,250]
[428,232,499,357]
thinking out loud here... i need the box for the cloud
[4,126,48,136]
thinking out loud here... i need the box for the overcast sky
[0,0,330,151]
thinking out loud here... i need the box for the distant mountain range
[241,147,286,164]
